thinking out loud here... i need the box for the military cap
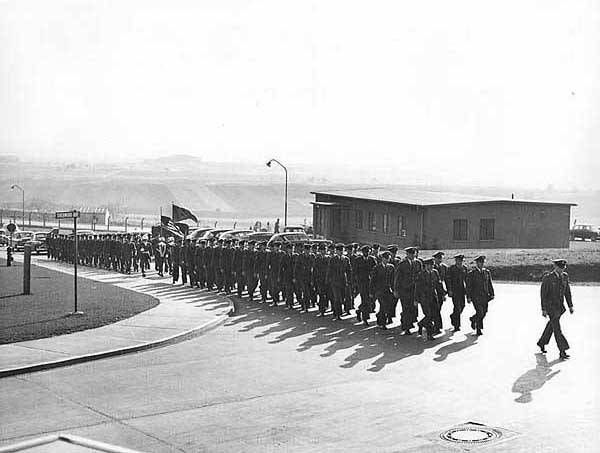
[199,240,206,245]
[454,254,465,259]
[317,243,327,250]
[552,259,567,268]
[352,242,359,247]
[247,240,255,245]
[372,243,381,249]
[474,255,486,262]
[380,251,392,259]
[334,243,344,250]
[344,244,353,250]
[432,251,445,258]
[387,244,399,252]
[360,244,371,252]
[423,257,435,265]
[404,246,417,254]
[238,239,246,245]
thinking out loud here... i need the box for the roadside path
[0,256,233,377]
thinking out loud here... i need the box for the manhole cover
[441,426,502,444]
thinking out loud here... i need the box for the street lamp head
[266,160,272,167]
[10,185,16,190]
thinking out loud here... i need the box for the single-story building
[311,188,575,249]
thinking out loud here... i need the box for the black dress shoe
[403,329,412,336]
[453,327,460,332]
[356,312,362,322]
[363,319,369,326]
[417,326,423,336]
[476,329,483,336]
[560,351,570,359]
[538,344,547,354]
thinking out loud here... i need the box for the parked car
[13,231,35,251]
[187,227,213,241]
[218,229,253,241]
[199,228,233,241]
[570,224,598,241]
[267,232,311,247]
[247,232,274,243]
[0,232,9,246]
[283,225,306,233]
[308,238,333,248]
[26,232,48,254]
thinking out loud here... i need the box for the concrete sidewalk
[0,256,233,377]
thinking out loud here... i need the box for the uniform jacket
[370,262,394,296]
[446,264,467,297]
[326,255,351,288]
[540,271,573,316]
[466,267,494,303]
[416,268,444,304]
[394,258,422,294]
[354,255,376,286]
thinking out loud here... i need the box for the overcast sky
[1,0,599,189]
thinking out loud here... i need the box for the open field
[0,258,158,344]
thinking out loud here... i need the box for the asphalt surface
[1,283,598,452]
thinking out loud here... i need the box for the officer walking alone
[537,259,574,359]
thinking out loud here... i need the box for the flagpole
[160,206,163,238]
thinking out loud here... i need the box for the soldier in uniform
[296,243,314,312]
[170,238,182,283]
[371,251,395,329]
[233,240,245,297]
[466,255,495,336]
[138,236,152,277]
[222,239,234,294]
[196,240,206,288]
[394,246,422,335]
[245,241,259,300]
[281,243,295,308]
[122,235,134,274]
[342,244,356,316]
[314,243,330,316]
[205,239,215,290]
[387,245,401,325]
[355,244,376,325]
[326,243,351,321]
[446,254,468,331]
[155,237,167,277]
[431,251,448,333]
[254,241,268,303]
[416,257,444,340]
[537,259,574,359]
[269,241,283,305]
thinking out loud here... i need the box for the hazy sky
[1,0,599,188]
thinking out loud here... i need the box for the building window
[314,208,321,234]
[368,211,376,232]
[453,219,468,241]
[480,218,495,240]
[382,213,389,234]
[397,216,407,237]
[355,210,363,230]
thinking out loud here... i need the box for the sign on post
[55,210,83,315]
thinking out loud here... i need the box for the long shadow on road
[226,297,481,372]
[512,353,562,403]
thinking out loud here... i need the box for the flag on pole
[160,216,184,238]
[175,222,189,236]
[172,204,198,223]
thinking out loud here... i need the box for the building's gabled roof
[311,188,576,207]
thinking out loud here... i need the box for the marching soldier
[269,241,283,305]
[170,238,182,283]
[281,243,295,308]
[416,257,444,340]
[195,240,206,289]
[446,254,468,331]
[155,237,167,277]
[371,251,395,330]
[314,243,330,316]
[537,259,574,359]
[466,255,495,336]
[138,236,152,278]
[245,241,259,300]
[206,239,216,290]
[296,243,314,312]
[233,240,245,297]
[431,251,448,333]
[256,241,269,303]
[387,245,401,325]
[355,244,376,325]
[342,244,355,316]
[394,246,422,335]
[326,243,351,321]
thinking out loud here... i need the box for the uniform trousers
[538,313,569,352]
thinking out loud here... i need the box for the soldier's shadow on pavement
[433,331,478,362]
[227,299,463,372]
[512,353,562,403]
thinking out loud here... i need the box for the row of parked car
[185,225,332,248]
[0,230,48,254]
[0,225,332,254]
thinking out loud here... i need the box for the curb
[0,299,234,379]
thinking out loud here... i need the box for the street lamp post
[124,216,129,232]
[141,217,145,231]
[266,159,288,227]
[10,184,24,230]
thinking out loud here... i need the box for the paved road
[1,283,598,452]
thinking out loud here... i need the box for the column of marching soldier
[45,233,499,340]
